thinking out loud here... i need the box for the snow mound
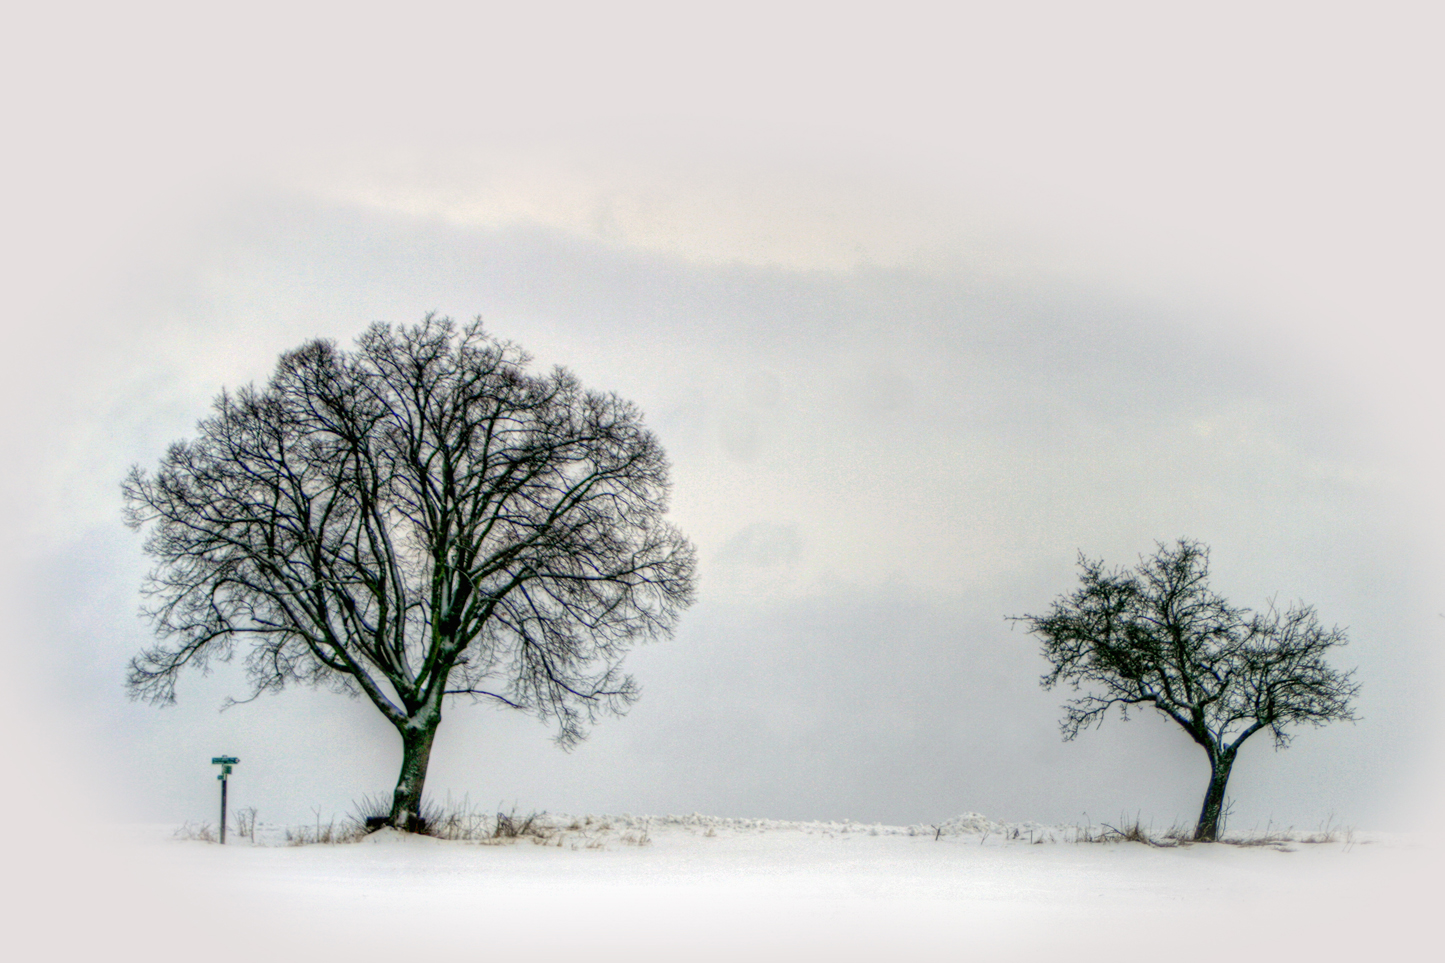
[935,812,1003,836]
[361,827,447,845]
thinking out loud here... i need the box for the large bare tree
[1013,539,1358,840]
[124,316,696,830]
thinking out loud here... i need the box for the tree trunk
[388,717,440,832]
[1194,752,1236,841]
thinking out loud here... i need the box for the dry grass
[618,822,652,847]
[1074,815,1189,847]
[1223,834,1295,851]
[1064,812,1362,851]
[264,795,565,847]
[344,793,535,841]
[1216,815,1354,852]
[1297,815,1354,847]
[424,796,495,841]
[286,808,366,845]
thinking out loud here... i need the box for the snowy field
[14,812,1433,961]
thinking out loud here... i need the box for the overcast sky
[2,3,1441,837]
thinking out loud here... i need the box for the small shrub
[1299,815,1347,845]
[175,821,217,843]
[492,806,552,841]
[233,806,258,841]
[1100,818,1154,845]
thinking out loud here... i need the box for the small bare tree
[1013,539,1358,841]
[124,316,696,830]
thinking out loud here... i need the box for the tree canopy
[1014,539,1358,840]
[124,316,696,828]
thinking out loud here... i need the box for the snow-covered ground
[11,813,1434,961]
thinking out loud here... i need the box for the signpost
[211,756,239,844]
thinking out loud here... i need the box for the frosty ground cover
[16,812,1432,961]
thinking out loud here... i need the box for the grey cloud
[714,522,804,569]
[12,187,1435,835]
